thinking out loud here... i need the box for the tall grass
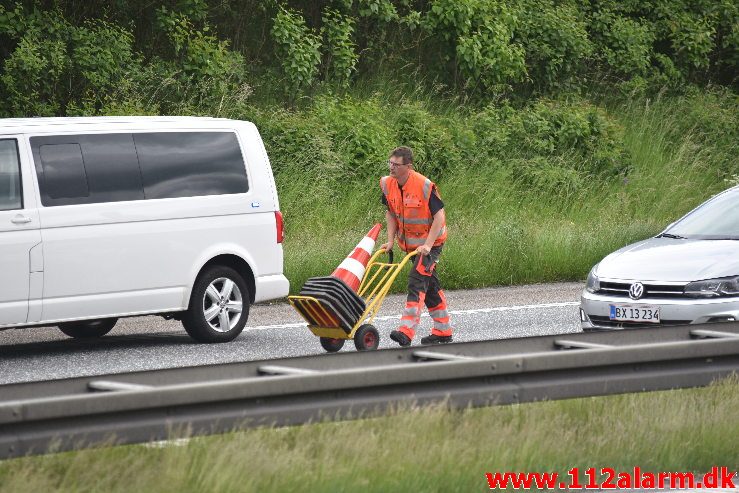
[1,377,737,492]
[275,89,737,293]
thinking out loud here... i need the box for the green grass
[2,376,737,492]
[278,89,738,294]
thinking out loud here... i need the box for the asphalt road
[0,282,584,384]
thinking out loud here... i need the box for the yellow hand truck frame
[288,249,417,352]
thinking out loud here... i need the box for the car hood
[596,238,739,282]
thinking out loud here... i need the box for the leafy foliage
[515,0,592,90]
[1,0,737,113]
[590,10,655,77]
[425,0,526,92]
[0,1,249,117]
[358,0,398,22]
[271,7,322,97]
[0,6,137,116]
[321,8,359,88]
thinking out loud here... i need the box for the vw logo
[629,282,645,300]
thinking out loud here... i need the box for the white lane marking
[245,301,579,331]
[448,301,579,315]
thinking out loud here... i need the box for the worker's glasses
[387,160,407,167]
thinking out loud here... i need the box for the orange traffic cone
[331,223,381,292]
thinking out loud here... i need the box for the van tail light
[275,211,284,243]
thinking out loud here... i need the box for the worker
[379,146,453,346]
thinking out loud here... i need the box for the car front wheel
[182,266,250,343]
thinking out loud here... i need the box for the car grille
[589,315,692,329]
[597,281,686,299]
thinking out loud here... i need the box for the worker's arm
[417,208,445,256]
[380,209,397,252]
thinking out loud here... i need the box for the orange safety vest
[380,170,447,253]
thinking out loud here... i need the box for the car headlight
[684,276,739,298]
[586,266,600,293]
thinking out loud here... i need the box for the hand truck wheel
[354,324,380,351]
[320,337,345,353]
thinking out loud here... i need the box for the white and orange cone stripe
[331,223,381,292]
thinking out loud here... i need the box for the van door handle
[11,215,32,224]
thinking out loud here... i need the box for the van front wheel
[58,318,118,338]
[182,266,250,343]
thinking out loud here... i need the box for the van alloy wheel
[202,277,243,332]
[182,265,250,343]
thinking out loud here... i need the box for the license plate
[609,304,660,323]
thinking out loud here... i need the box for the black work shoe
[421,334,453,345]
[390,330,412,347]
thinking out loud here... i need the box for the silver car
[581,185,739,330]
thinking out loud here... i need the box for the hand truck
[288,250,417,352]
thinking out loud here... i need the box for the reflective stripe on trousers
[397,246,453,339]
[427,290,452,337]
[398,292,425,339]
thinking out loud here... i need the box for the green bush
[515,0,592,89]
[252,106,341,180]
[2,1,737,109]
[472,100,629,178]
[271,7,322,97]
[312,95,394,179]
[0,2,250,117]
[357,0,398,22]
[425,0,527,92]
[0,7,139,116]
[590,10,655,77]
[391,101,466,179]
[665,12,716,74]
[1,33,66,116]
[321,8,359,88]
[0,6,67,116]
[154,5,249,111]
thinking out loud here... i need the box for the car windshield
[665,187,739,240]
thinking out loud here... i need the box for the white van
[0,116,289,342]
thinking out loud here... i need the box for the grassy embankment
[259,88,737,295]
[0,376,737,492]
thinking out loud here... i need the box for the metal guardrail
[1,322,739,459]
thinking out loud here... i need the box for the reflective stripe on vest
[422,178,431,201]
[396,226,447,246]
[391,213,433,226]
[380,176,389,197]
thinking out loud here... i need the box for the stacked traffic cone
[331,223,381,291]
[297,224,381,333]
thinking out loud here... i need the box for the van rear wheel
[58,318,118,339]
[182,265,250,343]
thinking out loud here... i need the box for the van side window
[38,143,90,201]
[31,131,248,206]
[134,132,248,199]
[0,139,22,211]
[79,134,144,203]
[31,134,143,206]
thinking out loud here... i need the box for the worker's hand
[380,242,392,253]
[416,245,431,256]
